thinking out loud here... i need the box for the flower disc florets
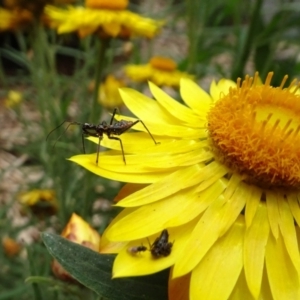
[207,72,300,189]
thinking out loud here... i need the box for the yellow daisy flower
[70,72,300,299]
[0,7,33,31]
[125,56,195,87]
[44,0,163,38]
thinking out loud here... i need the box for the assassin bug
[149,229,173,258]
[46,108,159,165]
[127,244,148,255]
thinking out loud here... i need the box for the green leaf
[42,233,169,300]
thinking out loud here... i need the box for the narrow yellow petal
[118,162,227,207]
[88,132,164,153]
[112,220,196,277]
[222,173,244,201]
[287,192,300,227]
[165,178,227,228]
[266,190,280,239]
[228,269,255,300]
[168,269,191,300]
[245,185,262,228]
[210,78,236,102]
[218,181,247,237]
[173,195,227,277]
[278,195,300,274]
[244,203,270,299]
[110,114,206,138]
[100,207,137,253]
[107,186,200,241]
[119,88,179,124]
[190,216,244,300]
[265,232,300,300]
[89,135,207,155]
[117,164,202,207]
[180,78,212,116]
[149,81,203,125]
[68,153,171,183]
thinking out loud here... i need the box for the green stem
[90,38,110,124]
[185,0,202,73]
[231,0,264,79]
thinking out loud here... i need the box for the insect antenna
[46,121,84,152]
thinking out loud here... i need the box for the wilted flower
[2,237,22,257]
[124,56,195,87]
[52,213,100,281]
[70,72,300,299]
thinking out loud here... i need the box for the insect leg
[81,132,86,154]
[110,108,118,125]
[134,119,159,145]
[107,136,126,164]
[96,135,103,165]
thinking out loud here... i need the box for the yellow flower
[0,7,33,31]
[44,0,163,38]
[70,72,300,299]
[4,90,22,108]
[98,75,125,108]
[124,56,195,87]
[52,213,101,281]
[18,189,57,206]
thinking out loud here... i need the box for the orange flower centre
[150,56,177,71]
[207,72,300,189]
[85,0,128,10]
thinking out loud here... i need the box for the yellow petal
[112,220,196,277]
[149,81,202,125]
[173,195,227,277]
[265,232,300,300]
[228,270,256,300]
[210,78,236,102]
[118,162,226,207]
[119,88,179,124]
[117,164,202,207]
[107,186,200,241]
[218,181,247,237]
[180,78,212,116]
[165,178,227,228]
[266,191,280,239]
[245,185,262,228]
[111,114,206,138]
[68,153,171,183]
[100,207,136,253]
[287,192,300,227]
[89,134,205,154]
[277,195,300,274]
[189,216,244,300]
[244,203,270,299]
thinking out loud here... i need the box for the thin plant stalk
[231,0,264,79]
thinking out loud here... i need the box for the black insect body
[47,108,159,165]
[127,245,148,255]
[150,229,173,258]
